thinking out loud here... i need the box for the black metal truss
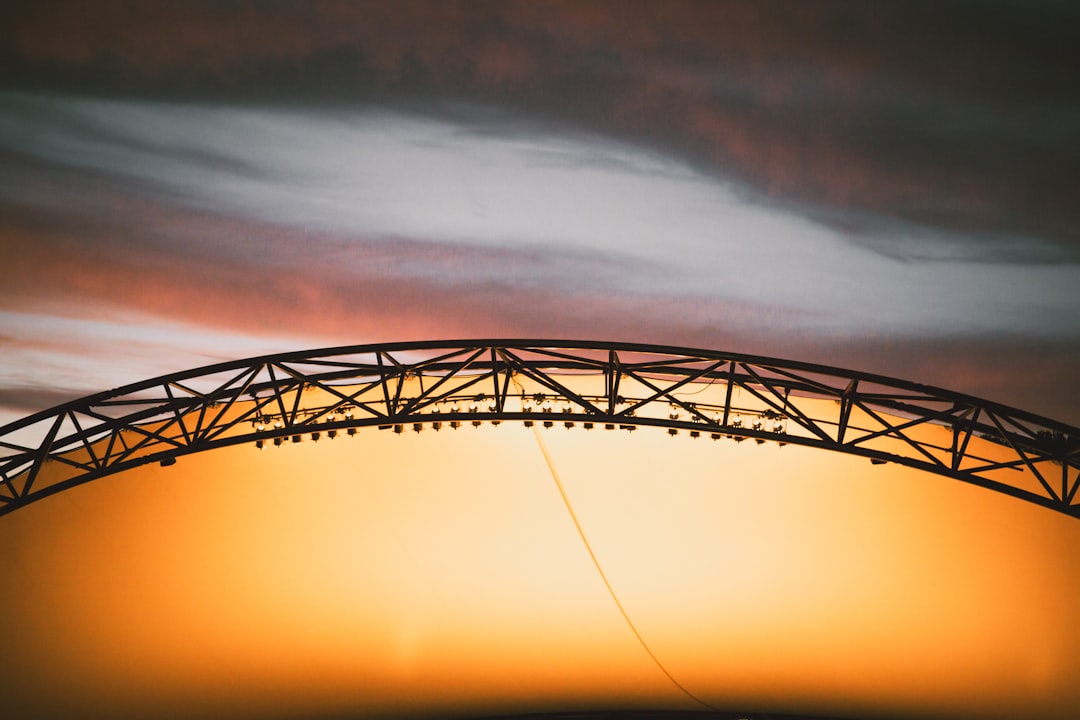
[0,340,1076,517]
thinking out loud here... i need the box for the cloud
[3,94,1076,342]
[0,386,85,414]
[1,184,1078,425]
[2,1,1077,245]
[0,2,1077,427]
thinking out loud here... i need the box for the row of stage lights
[250,393,787,426]
[250,394,788,449]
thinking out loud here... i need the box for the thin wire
[530,426,719,712]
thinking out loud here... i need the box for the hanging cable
[530,426,719,712]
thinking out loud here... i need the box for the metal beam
[0,340,1075,518]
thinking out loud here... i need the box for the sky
[1,0,1078,426]
[1,2,1079,718]
[3,416,1079,720]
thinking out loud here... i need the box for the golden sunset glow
[3,4,1079,717]
[2,394,1077,719]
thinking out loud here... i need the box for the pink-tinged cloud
[2,188,1077,425]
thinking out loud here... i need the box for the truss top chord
[0,340,1076,518]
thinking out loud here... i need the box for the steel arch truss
[1,340,1077,518]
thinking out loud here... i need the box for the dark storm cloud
[2,0,1078,248]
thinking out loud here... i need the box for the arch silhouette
[1,340,1076,517]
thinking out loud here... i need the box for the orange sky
[1,422,1077,719]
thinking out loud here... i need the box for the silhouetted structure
[1,340,1076,517]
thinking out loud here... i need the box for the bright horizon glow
[1,416,1077,719]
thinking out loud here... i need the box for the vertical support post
[490,347,503,412]
[377,352,392,415]
[606,350,621,416]
[721,361,735,427]
[837,379,857,444]
[950,407,976,472]
[22,412,64,497]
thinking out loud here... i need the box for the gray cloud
[3,1,1077,246]
[3,94,1077,343]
